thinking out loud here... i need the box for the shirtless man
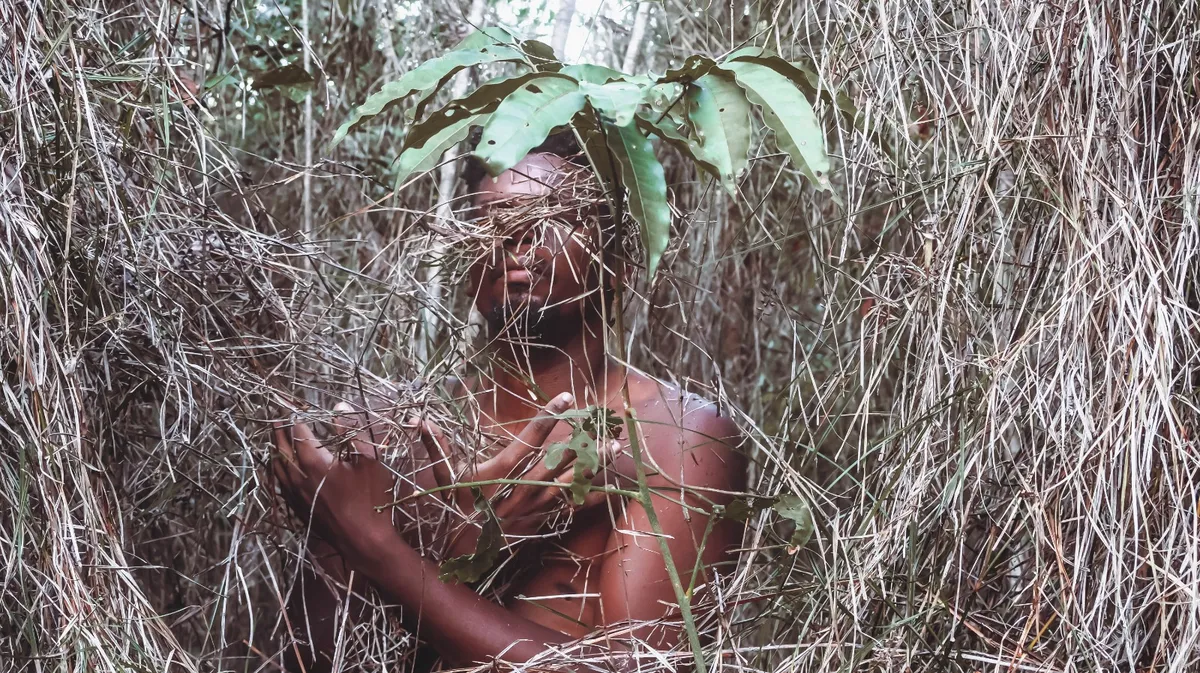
[272,139,747,671]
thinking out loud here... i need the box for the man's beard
[485,297,570,343]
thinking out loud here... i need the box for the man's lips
[504,268,534,285]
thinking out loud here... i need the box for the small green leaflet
[475,74,587,176]
[719,60,831,192]
[773,494,814,548]
[331,43,524,147]
[543,406,621,505]
[439,488,503,584]
[606,121,671,279]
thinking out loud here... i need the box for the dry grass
[2,0,1199,672]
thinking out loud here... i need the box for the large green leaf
[475,74,587,176]
[686,73,751,194]
[719,60,831,191]
[331,43,524,146]
[394,112,491,188]
[403,72,544,151]
[561,64,626,84]
[571,107,619,199]
[580,80,643,126]
[606,122,670,278]
[634,114,724,190]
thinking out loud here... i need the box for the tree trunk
[621,1,652,74]
[550,0,577,60]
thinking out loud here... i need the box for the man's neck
[484,314,617,422]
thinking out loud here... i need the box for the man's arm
[272,406,611,669]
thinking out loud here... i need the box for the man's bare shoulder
[623,371,746,490]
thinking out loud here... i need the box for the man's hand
[419,392,619,557]
[272,412,411,567]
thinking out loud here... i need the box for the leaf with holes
[475,74,586,176]
[686,73,751,194]
[719,60,831,191]
[568,429,599,504]
[332,43,525,146]
[580,80,644,126]
[606,121,671,279]
[403,72,545,151]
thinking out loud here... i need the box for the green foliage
[719,60,831,192]
[545,406,622,505]
[331,29,530,146]
[685,73,751,194]
[336,29,836,277]
[438,488,503,584]
[608,122,672,278]
[475,74,586,175]
[772,494,814,548]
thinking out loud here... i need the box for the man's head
[465,137,614,344]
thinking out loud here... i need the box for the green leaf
[252,63,314,89]
[659,54,716,83]
[773,494,814,548]
[561,64,626,84]
[439,488,503,584]
[580,80,644,126]
[686,73,751,193]
[571,108,620,199]
[568,430,599,504]
[404,72,544,151]
[719,60,831,191]
[520,39,561,70]
[394,112,492,188]
[606,121,671,278]
[544,442,571,470]
[721,496,770,522]
[475,74,587,176]
[635,114,723,188]
[722,45,768,61]
[331,44,525,147]
[456,27,521,51]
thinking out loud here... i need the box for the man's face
[467,153,606,341]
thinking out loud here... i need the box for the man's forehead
[474,153,572,206]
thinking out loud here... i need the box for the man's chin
[486,299,560,341]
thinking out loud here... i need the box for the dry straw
[2,0,1199,672]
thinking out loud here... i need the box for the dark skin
[273,153,747,670]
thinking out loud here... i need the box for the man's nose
[501,221,539,248]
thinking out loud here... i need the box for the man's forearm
[352,533,572,666]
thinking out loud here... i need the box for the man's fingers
[504,393,573,468]
[417,419,455,491]
[289,417,334,474]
